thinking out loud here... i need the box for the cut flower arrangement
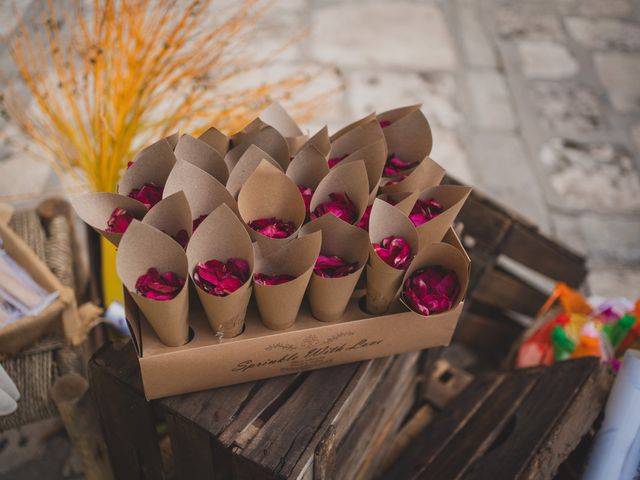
[73,102,472,398]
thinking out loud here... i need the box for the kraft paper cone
[116,221,189,347]
[413,185,472,246]
[258,101,307,155]
[300,215,369,322]
[329,120,385,163]
[142,191,192,246]
[71,192,147,247]
[301,126,331,158]
[174,134,229,185]
[253,231,322,330]
[366,198,419,314]
[163,159,240,220]
[378,105,433,162]
[377,191,421,216]
[330,112,377,142]
[379,157,446,195]
[224,125,290,172]
[118,139,176,196]
[186,204,255,338]
[165,132,179,151]
[231,117,266,144]
[238,161,306,252]
[286,143,330,190]
[310,160,370,225]
[335,139,388,194]
[198,126,229,156]
[399,242,470,315]
[226,145,283,199]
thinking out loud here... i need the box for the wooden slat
[165,412,218,480]
[500,224,587,288]
[455,195,513,253]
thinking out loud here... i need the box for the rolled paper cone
[412,185,472,246]
[198,126,229,156]
[300,126,331,158]
[238,161,306,252]
[186,204,255,338]
[329,120,385,163]
[442,227,471,264]
[226,145,283,199]
[165,132,179,151]
[142,191,192,245]
[310,160,370,224]
[116,221,189,346]
[336,139,388,195]
[258,101,306,155]
[399,242,470,315]
[163,159,240,220]
[253,231,322,330]
[118,138,176,196]
[224,125,290,173]
[71,192,147,247]
[286,144,330,190]
[379,158,446,195]
[330,112,377,142]
[378,191,421,216]
[231,117,266,144]
[301,215,369,322]
[378,105,433,165]
[368,178,383,206]
[366,198,419,313]
[174,134,229,185]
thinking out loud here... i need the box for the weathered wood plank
[165,411,218,480]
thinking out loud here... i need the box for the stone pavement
[0,1,639,477]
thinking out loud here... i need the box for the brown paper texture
[253,231,321,330]
[413,185,472,247]
[329,119,385,163]
[163,159,240,219]
[310,160,369,224]
[71,192,147,247]
[286,143,330,190]
[165,132,179,151]
[301,126,331,158]
[174,134,229,185]
[118,139,176,196]
[226,145,283,199]
[142,191,192,245]
[378,105,433,161]
[231,117,267,144]
[378,191,421,216]
[258,101,307,155]
[224,125,290,172]
[330,112,377,142]
[379,157,446,195]
[116,220,189,347]
[186,204,255,338]
[335,139,388,195]
[238,161,306,252]
[300,215,369,322]
[198,126,229,156]
[399,242,470,315]
[366,198,419,314]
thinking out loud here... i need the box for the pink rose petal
[313,255,358,278]
[298,185,314,221]
[193,257,250,297]
[135,267,185,301]
[249,217,296,239]
[128,182,163,208]
[372,236,413,270]
[311,192,358,224]
[328,154,348,169]
[403,266,460,315]
[253,272,296,285]
[409,198,444,227]
[383,154,419,177]
[105,207,134,233]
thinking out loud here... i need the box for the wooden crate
[90,340,421,480]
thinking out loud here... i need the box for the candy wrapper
[116,221,189,346]
[142,191,192,249]
[186,204,254,338]
[253,231,321,330]
[174,134,229,185]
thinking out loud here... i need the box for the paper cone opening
[71,192,147,247]
[378,191,421,216]
[186,204,255,337]
[253,231,322,330]
[198,126,229,156]
[118,139,176,196]
[379,157,446,195]
[165,132,179,150]
[226,145,283,199]
[224,125,290,172]
[286,144,330,190]
[378,105,433,160]
[329,120,385,162]
[163,159,240,221]
[413,185,472,246]
[336,139,388,194]
[116,220,189,347]
[367,198,419,272]
[238,161,306,250]
[310,160,369,225]
[174,134,229,185]
[400,242,470,315]
[301,215,369,321]
[330,112,377,142]
[301,126,330,158]
[142,191,192,246]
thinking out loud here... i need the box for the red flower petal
[311,192,358,224]
[357,205,373,231]
[193,257,249,297]
[383,154,419,177]
[409,197,444,227]
[105,207,134,233]
[313,255,358,278]
[128,183,163,208]
[372,236,413,270]
[253,272,296,285]
[403,266,459,315]
[328,153,348,169]
[135,267,185,300]
[379,120,392,128]
[249,217,296,239]
[192,214,208,232]
[298,185,314,221]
